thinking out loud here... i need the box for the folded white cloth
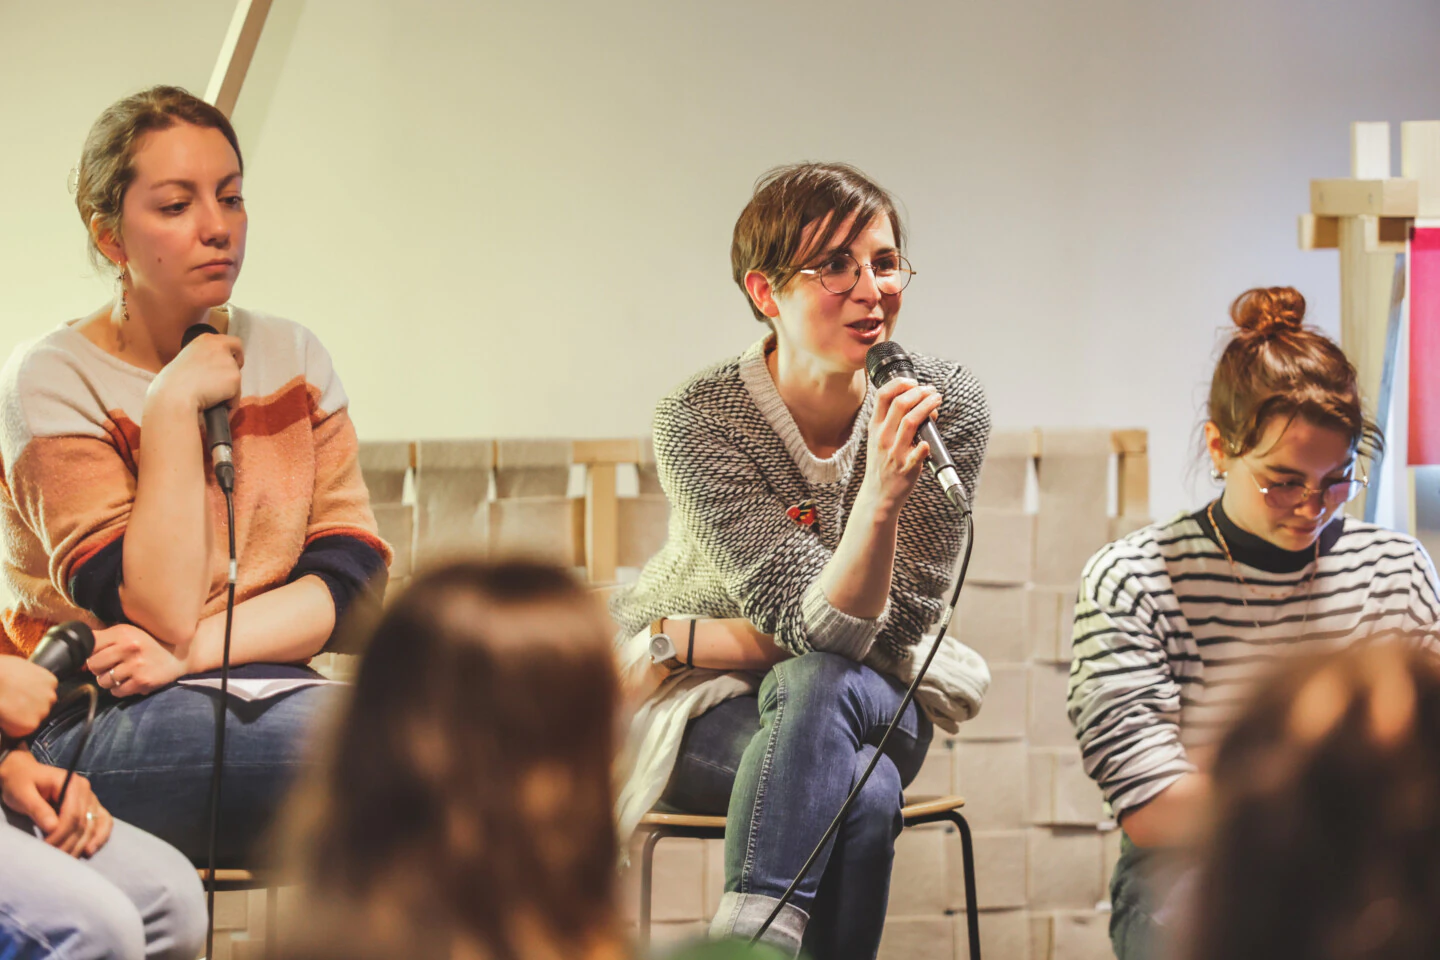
[613,622,758,846]
[866,631,990,734]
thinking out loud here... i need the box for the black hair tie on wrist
[687,619,697,668]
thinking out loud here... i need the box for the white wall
[2,0,1438,521]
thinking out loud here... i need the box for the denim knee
[765,652,867,714]
[848,754,904,845]
[43,881,147,960]
[146,842,208,960]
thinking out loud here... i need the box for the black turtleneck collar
[1192,497,1345,574]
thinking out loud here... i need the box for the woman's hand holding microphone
[0,656,112,857]
[858,376,943,521]
[816,376,944,624]
[147,331,244,417]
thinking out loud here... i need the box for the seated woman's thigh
[661,695,760,816]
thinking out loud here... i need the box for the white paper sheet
[177,675,340,702]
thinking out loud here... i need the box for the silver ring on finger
[85,810,95,824]
[107,669,117,688]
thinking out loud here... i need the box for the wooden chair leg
[943,812,981,960]
[638,827,670,954]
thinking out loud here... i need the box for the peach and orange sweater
[0,306,389,658]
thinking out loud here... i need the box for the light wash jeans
[661,652,933,960]
[1109,831,1199,960]
[0,811,207,960]
[29,664,337,865]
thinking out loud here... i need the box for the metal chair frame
[635,796,980,959]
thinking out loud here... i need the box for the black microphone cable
[52,684,98,810]
[0,683,98,829]
[203,485,238,960]
[749,502,975,946]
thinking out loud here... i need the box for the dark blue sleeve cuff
[68,537,127,625]
[287,534,389,646]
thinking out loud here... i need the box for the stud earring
[1210,466,1226,482]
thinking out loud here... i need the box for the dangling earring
[115,261,130,351]
[1211,465,1226,482]
[115,260,131,322]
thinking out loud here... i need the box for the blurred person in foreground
[1190,640,1440,960]
[277,558,785,960]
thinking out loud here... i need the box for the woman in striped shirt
[1067,286,1440,960]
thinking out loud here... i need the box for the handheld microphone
[180,323,236,493]
[24,621,100,811]
[865,341,970,512]
[29,622,96,681]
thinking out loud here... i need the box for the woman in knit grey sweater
[611,163,992,959]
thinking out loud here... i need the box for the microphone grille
[52,621,96,659]
[865,340,914,386]
[181,323,220,348]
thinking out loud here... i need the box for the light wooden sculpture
[1299,121,1440,526]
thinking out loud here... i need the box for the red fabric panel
[1411,227,1440,465]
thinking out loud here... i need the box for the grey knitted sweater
[612,337,991,673]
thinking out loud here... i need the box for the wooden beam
[1300,214,1410,253]
[1338,215,1397,521]
[571,438,641,465]
[1402,121,1440,218]
[1351,122,1391,179]
[205,0,274,117]
[1310,179,1418,217]
[1299,213,1340,250]
[1109,429,1147,455]
[585,462,619,584]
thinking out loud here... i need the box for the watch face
[649,633,676,662]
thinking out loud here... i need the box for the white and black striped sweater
[1068,500,1440,819]
[611,337,991,672]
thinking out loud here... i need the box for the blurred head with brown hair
[279,558,625,960]
[1191,640,1440,960]
[1205,286,1383,551]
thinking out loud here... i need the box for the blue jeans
[0,813,207,960]
[661,652,933,960]
[29,664,336,866]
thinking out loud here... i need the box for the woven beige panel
[494,439,572,498]
[488,497,584,566]
[637,435,663,495]
[372,503,414,579]
[357,440,411,505]
[968,510,1036,585]
[413,439,494,565]
[1034,430,1112,587]
[617,495,670,568]
[974,430,1036,511]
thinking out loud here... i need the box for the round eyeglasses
[796,251,916,296]
[1245,467,1369,510]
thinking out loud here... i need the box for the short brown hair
[1191,641,1440,960]
[278,559,624,960]
[1208,286,1383,460]
[731,162,905,323]
[75,85,243,271]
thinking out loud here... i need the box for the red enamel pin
[786,499,819,528]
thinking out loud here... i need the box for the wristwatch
[649,619,685,672]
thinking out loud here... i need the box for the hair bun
[1231,286,1307,335]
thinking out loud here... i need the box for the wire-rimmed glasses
[796,251,916,296]
[1244,466,1369,510]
